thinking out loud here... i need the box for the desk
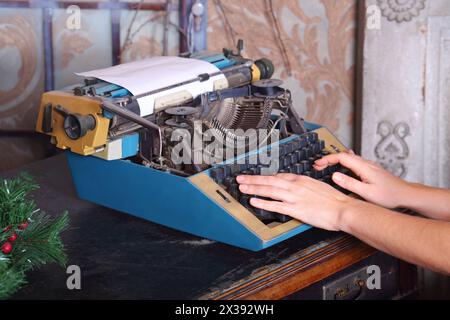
[3,155,417,299]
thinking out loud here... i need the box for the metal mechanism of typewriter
[36,41,349,251]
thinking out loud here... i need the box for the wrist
[336,197,366,233]
[397,181,422,209]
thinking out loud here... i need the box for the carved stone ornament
[377,0,426,23]
[375,121,410,178]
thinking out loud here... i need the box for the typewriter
[36,42,348,251]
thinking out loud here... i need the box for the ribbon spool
[165,106,198,128]
[251,79,284,98]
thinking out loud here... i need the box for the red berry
[1,242,13,254]
[18,222,29,230]
[8,233,18,242]
[1,225,12,233]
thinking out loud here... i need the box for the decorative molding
[424,18,450,188]
[375,121,410,178]
[377,0,426,23]
[0,15,41,115]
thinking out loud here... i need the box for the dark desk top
[3,155,374,299]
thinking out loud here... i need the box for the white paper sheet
[76,56,225,116]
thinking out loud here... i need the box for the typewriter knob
[54,105,96,140]
[63,114,96,140]
[255,58,275,79]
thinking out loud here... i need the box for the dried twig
[121,12,166,57]
[213,0,237,47]
[121,0,144,61]
[265,0,292,76]
[163,0,171,55]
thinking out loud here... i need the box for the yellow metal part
[251,63,261,83]
[35,91,110,156]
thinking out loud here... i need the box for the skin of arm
[313,153,450,221]
[400,183,450,221]
[340,199,450,275]
[236,153,450,275]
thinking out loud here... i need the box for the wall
[208,0,357,147]
[360,0,450,298]
[360,0,450,187]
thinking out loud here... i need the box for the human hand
[236,174,358,231]
[313,152,410,209]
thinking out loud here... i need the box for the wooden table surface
[3,154,377,299]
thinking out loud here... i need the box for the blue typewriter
[35,42,348,251]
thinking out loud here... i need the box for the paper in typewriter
[77,56,226,116]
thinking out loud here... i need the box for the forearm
[400,183,450,221]
[339,200,450,275]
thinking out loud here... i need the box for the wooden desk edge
[201,235,377,300]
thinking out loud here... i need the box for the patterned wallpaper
[53,8,113,89]
[120,9,179,62]
[208,0,357,146]
[0,9,44,130]
[0,9,48,171]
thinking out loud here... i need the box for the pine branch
[0,173,39,228]
[12,211,70,271]
[0,255,27,299]
[0,174,69,299]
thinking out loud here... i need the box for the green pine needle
[0,256,27,299]
[0,174,69,299]
[0,173,39,228]
[12,211,69,270]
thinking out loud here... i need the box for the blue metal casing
[66,123,334,251]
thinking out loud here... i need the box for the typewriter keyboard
[208,132,349,225]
